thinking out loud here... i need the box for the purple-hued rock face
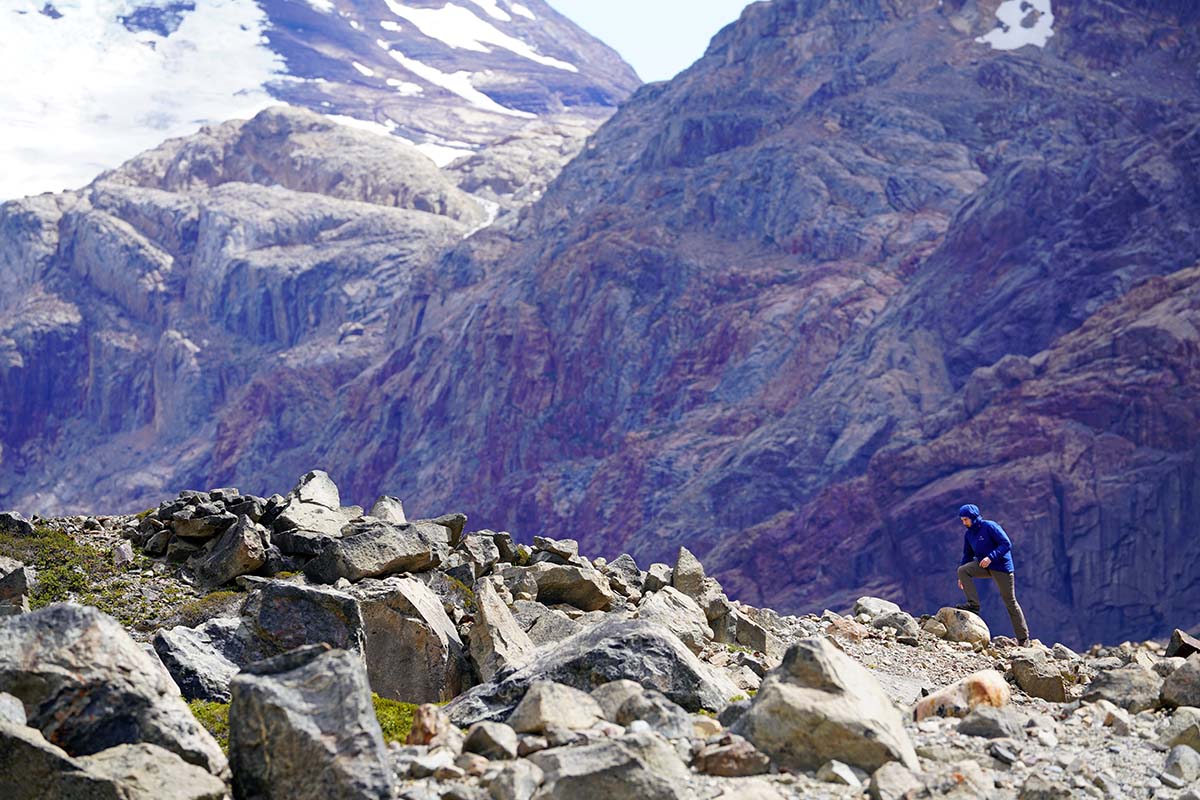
[3,0,1199,648]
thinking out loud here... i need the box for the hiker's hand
[979,557,992,569]
[957,579,963,590]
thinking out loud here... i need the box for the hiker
[955,503,1030,645]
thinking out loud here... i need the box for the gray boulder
[935,607,990,644]
[644,563,672,593]
[602,553,645,597]
[671,546,707,599]
[637,586,713,654]
[957,706,1025,739]
[528,733,692,800]
[463,721,518,760]
[153,617,246,702]
[1167,629,1200,659]
[0,556,32,615]
[0,605,227,777]
[487,759,544,800]
[445,618,739,726]
[191,515,269,588]
[1,722,127,800]
[368,496,407,524]
[869,762,922,800]
[459,534,501,577]
[506,681,604,733]
[591,679,645,722]
[1011,649,1068,703]
[0,511,34,537]
[229,646,394,800]
[1162,654,1200,708]
[288,469,341,509]
[870,610,920,639]
[242,580,366,658]
[272,502,361,556]
[469,580,536,683]
[614,690,694,739]
[1084,665,1163,713]
[79,743,229,800]
[0,691,25,724]
[305,519,449,583]
[532,536,580,562]
[853,597,902,619]
[510,600,580,647]
[502,563,613,611]
[1165,744,1200,784]
[350,576,465,703]
[1160,706,1200,751]
[732,638,918,773]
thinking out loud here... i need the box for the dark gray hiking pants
[957,561,1030,641]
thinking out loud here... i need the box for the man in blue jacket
[956,503,1030,644]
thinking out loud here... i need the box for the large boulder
[272,502,360,556]
[191,515,269,588]
[241,580,366,657]
[1167,629,1200,660]
[502,563,614,611]
[0,605,227,777]
[288,470,341,509]
[637,586,713,654]
[445,618,739,726]
[229,645,394,800]
[1161,654,1200,709]
[528,733,692,800]
[506,681,604,733]
[1084,665,1164,713]
[153,617,246,702]
[78,743,229,800]
[935,608,990,644]
[349,576,465,703]
[914,670,1011,721]
[732,638,918,773]
[0,511,34,537]
[0,556,32,615]
[304,519,449,583]
[853,597,902,619]
[468,580,536,683]
[602,553,645,597]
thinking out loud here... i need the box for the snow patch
[349,19,361,30]
[387,49,536,117]
[0,0,283,200]
[466,0,510,22]
[352,61,375,77]
[325,114,397,137]
[382,1,577,72]
[510,3,535,20]
[305,0,335,13]
[976,0,1055,51]
[380,20,403,32]
[386,77,424,96]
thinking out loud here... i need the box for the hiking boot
[954,603,980,613]
[1017,638,1030,647]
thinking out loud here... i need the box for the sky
[545,0,757,83]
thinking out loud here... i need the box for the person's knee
[956,563,972,580]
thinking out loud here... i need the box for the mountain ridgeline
[2,0,1199,647]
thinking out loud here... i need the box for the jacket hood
[958,504,981,521]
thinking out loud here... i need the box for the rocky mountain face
[2,0,638,198]
[3,0,1199,649]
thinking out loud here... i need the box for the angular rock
[1011,649,1067,703]
[935,607,990,644]
[0,691,25,724]
[1157,657,1189,678]
[305,519,449,583]
[869,762,922,800]
[469,580,536,683]
[692,732,770,777]
[1167,629,1200,660]
[272,501,360,556]
[487,759,544,800]
[614,690,693,739]
[871,610,920,639]
[289,469,341,509]
[591,680,645,723]
[0,511,34,537]
[1084,665,1164,713]
[1018,774,1073,799]
[406,702,465,752]
[425,513,468,547]
[853,597,902,619]
[732,638,918,772]
[507,681,604,733]
[1160,706,1200,751]
[913,670,1010,721]
[0,605,227,776]
[173,512,238,542]
[510,600,580,647]
[0,556,31,615]
[637,585,713,654]
[601,553,644,597]
[671,546,707,599]
[1161,654,1200,709]
[79,742,228,800]
[230,646,393,800]
[644,563,672,593]
[920,618,949,638]
[368,495,407,524]
[505,563,613,611]
[957,706,1025,739]
[528,733,691,800]
[1,721,128,800]
[464,721,518,760]
[350,576,465,703]
[242,580,367,657]
[817,759,864,786]
[192,515,268,588]
[460,534,501,577]
[153,617,246,702]
[446,618,739,726]
[532,536,579,562]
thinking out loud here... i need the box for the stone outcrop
[469,579,537,683]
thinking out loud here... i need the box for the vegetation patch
[176,590,244,628]
[444,576,477,613]
[372,694,419,744]
[188,700,230,754]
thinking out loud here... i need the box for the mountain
[0,0,639,199]
[4,0,1200,648]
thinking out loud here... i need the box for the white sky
[545,0,757,83]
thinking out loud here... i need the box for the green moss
[729,694,747,703]
[135,508,156,520]
[513,546,532,567]
[444,576,477,613]
[1,526,116,609]
[177,591,243,628]
[724,643,754,655]
[188,700,230,754]
[372,694,419,744]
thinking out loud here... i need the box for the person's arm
[985,522,1012,563]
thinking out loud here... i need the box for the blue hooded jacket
[958,504,1015,573]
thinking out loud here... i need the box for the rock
[459,534,501,577]
[914,670,1011,721]
[306,519,449,583]
[469,580,536,683]
[935,607,990,644]
[289,470,341,509]
[0,511,34,537]
[445,618,739,726]
[1162,654,1200,708]
[507,681,604,733]
[871,610,920,639]
[511,601,580,647]
[229,645,393,800]
[591,680,646,723]
[487,759,544,800]
[242,580,366,658]
[1167,629,1200,659]
[692,714,722,738]
[637,586,713,654]
[532,536,579,562]
[1159,706,1200,751]
[732,637,918,772]
[921,618,948,638]
[693,732,771,777]
[614,690,693,739]
[0,557,31,615]
[172,513,238,542]
[601,554,644,597]
[350,576,465,703]
[153,617,245,702]
[817,759,864,786]
[644,563,672,593]
[868,761,922,800]
[272,502,360,556]
[0,691,25,724]
[192,515,268,588]
[112,541,135,566]
[1157,657,1189,678]
[406,703,465,752]
[368,495,407,524]
[854,597,902,619]
[1010,649,1068,703]
[957,706,1025,738]
[671,546,707,599]
[1165,744,1200,783]
[1083,665,1163,713]
[78,742,228,800]
[464,721,518,760]
[506,563,613,612]
[0,604,227,777]
[528,733,691,800]
[1018,774,1073,799]
[1,721,137,800]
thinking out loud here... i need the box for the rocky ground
[1,471,1199,800]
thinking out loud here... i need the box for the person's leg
[991,571,1030,641]
[956,562,989,610]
